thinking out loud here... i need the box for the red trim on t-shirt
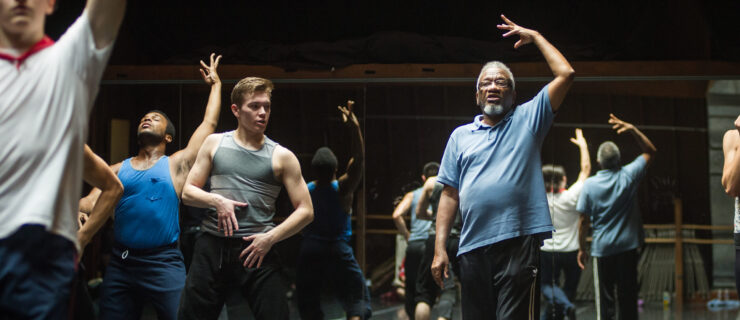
[0,36,55,69]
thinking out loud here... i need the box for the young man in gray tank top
[179,77,314,320]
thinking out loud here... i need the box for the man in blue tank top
[433,15,575,319]
[179,76,314,320]
[80,54,224,320]
[295,101,371,320]
[392,162,438,319]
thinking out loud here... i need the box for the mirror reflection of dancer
[540,129,590,320]
[392,163,439,319]
[577,114,656,320]
[432,15,575,319]
[415,174,461,320]
[722,115,740,294]
[178,77,314,320]
[0,0,124,318]
[296,101,372,320]
[81,54,223,320]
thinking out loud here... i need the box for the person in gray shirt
[178,77,314,320]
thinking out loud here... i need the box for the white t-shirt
[541,180,584,252]
[0,11,113,246]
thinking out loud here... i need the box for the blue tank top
[303,180,352,241]
[408,188,433,242]
[114,156,180,249]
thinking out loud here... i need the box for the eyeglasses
[478,78,511,90]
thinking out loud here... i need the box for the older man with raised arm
[0,0,125,317]
[431,15,575,319]
[577,114,657,320]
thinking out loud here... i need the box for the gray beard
[481,103,508,117]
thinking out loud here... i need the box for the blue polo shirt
[576,156,647,257]
[437,85,555,256]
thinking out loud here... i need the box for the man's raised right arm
[608,113,657,164]
[86,0,126,49]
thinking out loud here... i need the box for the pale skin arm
[571,128,591,183]
[392,192,414,240]
[497,15,575,112]
[170,54,223,194]
[182,134,247,237]
[78,145,123,253]
[85,0,127,49]
[240,147,314,268]
[608,113,657,164]
[577,214,591,269]
[415,176,437,220]
[722,116,740,196]
[430,185,459,288]
[79,162,122,215]
[337,100,365,211]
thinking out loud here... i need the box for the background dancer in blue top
[577,114,656,320]
[296,100,372,320]
[392,163,438,319]
[0,0,124,318]
[432,15,575,319]
[80,53,223,320]
[178,76,314,320]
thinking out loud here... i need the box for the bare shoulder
[272,145,300,177]
[724,130,740,151]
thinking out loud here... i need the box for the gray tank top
[202,131,283,238]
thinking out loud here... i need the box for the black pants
[403,239,426,318]
[178,232,288,320]
[415,234,459,319]
[594,249,638,320]
[295,238,371,320]
[458,235,541,320]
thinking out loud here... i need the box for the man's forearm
[267,206,313,243]
[182,184,221,209]
[392,217,410,240]
[203,83,222,127]
[78,186,121,245]
[533,33,574,80]
[630,127,657,155]
[577,144,591,181]
[434,193,458,253]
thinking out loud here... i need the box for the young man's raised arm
[78,145,123,252]
[85,0,126,49]
[392,192,414,240]
[338,100,365,202]
[430,185,459,288]
[240,147,314,269]
[497,15,575,111]
[171,54,223,182]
